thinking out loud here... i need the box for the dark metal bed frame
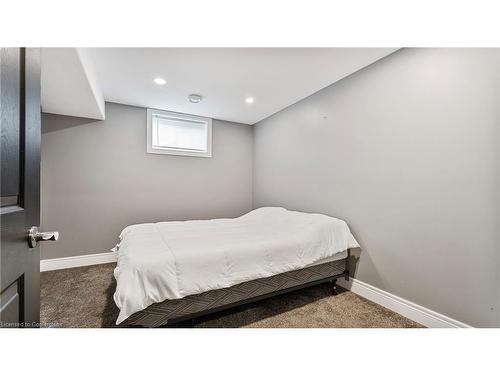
[122,249,351,327]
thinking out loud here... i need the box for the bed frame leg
[329,279,339,296]
[345,248,351,281]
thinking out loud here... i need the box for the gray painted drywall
[41,102,253,260]
[253,48,500,327]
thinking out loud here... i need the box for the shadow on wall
[347,234,387,289]
[348,247,361,279]
[42,113,101,133]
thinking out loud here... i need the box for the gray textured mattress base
[122,254,349,327]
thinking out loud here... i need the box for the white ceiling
[42,48,397,124]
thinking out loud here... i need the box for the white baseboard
[40,251,117,272]
[338,278,472,328]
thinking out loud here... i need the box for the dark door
[0,48,41,328]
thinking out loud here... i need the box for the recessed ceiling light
[188,94,203,103]
[153,77,166,85]
[245,97,254,104]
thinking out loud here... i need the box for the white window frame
[146,108,212,158]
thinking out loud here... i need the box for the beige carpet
[40,263,423,328]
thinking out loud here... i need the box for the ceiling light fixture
[188,94,203,103]
[153,77,166,85]
[245,97,254,104]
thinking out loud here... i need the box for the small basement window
[147,109,212,157]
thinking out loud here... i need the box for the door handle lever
[28,226,59,248]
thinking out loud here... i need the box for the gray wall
[253,49,500,327]
[41,102,253,260]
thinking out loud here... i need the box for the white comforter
[113,207,359,324]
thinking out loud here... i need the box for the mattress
[113,207,359,324]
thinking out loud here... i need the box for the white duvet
[113,207,359,324]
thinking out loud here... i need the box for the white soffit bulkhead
[41,48,105,120]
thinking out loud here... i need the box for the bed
[114,207,359,327]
